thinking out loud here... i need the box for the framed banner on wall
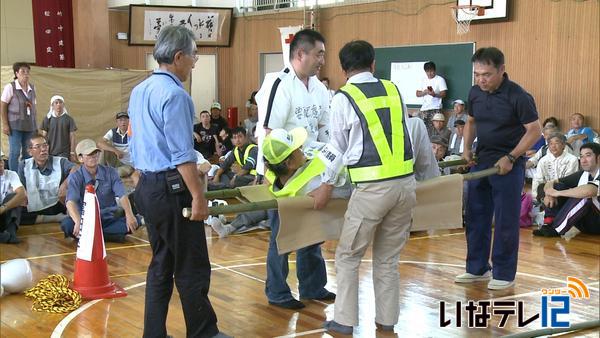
[128,5,233,46]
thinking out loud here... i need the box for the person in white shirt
[0,160,26,243]
[415,61,447,135]
[532,133,579,199]
[534,142,600,237]
[97,111,132,166]
[321,77,336,102]
[255,28,334,310]
[525,125,576,179]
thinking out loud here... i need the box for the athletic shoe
[454,270,492,283]
[323,320,353,335]
[488,278,515,290]
[532,224,560,237]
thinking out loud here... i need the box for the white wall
[145,53,217,122]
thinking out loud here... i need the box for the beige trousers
[334,175,416,327]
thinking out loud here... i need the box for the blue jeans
[465,159,525,282]
[265,209,329,303]
[60,215,129,239]
[8,130,33,171]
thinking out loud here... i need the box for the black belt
[141,169,177,180]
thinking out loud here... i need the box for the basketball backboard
[456,0,508,22]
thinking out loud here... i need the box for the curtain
[31,0,75,68]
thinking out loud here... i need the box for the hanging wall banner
[129,5,233,46]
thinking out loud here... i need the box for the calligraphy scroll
[129,5,232,46]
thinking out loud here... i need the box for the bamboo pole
[437,158,468,168]
[204,189,242,200]
[186,166,501,217]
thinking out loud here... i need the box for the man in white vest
[17,134,75,224]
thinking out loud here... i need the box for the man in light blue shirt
[128,25,228,338]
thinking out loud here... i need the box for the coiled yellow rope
[24,274,82,313]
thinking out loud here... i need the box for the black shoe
[104,233,126,243]
[533,224,560,237]
[312,291,336,301]
[269,299,305,309]
[376,322,395,332]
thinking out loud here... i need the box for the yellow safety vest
[267,156,326,198]
[233,143,257,176]
[339,79,413,183]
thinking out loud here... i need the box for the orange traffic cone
[72,185,127,300]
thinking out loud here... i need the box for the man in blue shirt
[61,139,138,243]
[128,26,228,338]
[456,47,541,290]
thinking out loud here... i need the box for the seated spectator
[531,133,579,200]
[0,161,26,243]
[244,103,258,144]
[533,143,599,237]
[209,127,257,190]
[40,95,77,161]
[447,99,467,132]
[542,116,559,130]
[210,102,228,131]
[209,128,351,238]
[526,125,565,178]
[566,113,596,154]
[61,139,139,243]
[430,135,448,162]
[520,189,534,228]
[18,135,76,225]
[430,113,451,143]
[193,110,219,159]
[97,112,132,167]
[449,120,465,155]
[216,127,234,157]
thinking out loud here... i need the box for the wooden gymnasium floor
[1,219,599,338]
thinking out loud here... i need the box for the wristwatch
[506,153,516,163]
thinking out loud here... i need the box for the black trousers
[134,170,218,338]
[20,202,67,225]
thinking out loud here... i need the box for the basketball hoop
[451,5,485,35]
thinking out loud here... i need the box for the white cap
[453,99,465,105]
[432,113,446,122]
[211,102,222,110]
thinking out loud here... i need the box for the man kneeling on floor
[534,142,600,238]
[61,139,139,242]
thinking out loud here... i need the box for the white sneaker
[208,217,235,238]
[487,279,515,290]
[562,227,581,241]
[455,270,492,283]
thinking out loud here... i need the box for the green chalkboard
[374,43,475,109]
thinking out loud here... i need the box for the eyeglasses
[188,53,199,63]
[30,143,49,150]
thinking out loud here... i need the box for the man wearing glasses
[129,26,229,338]
[17,135,76,225]
[60,139,138,243]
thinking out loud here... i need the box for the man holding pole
[129,26,229,338]
[311,40,416,335]
[256,28,333,310]
[456,47,541,290]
